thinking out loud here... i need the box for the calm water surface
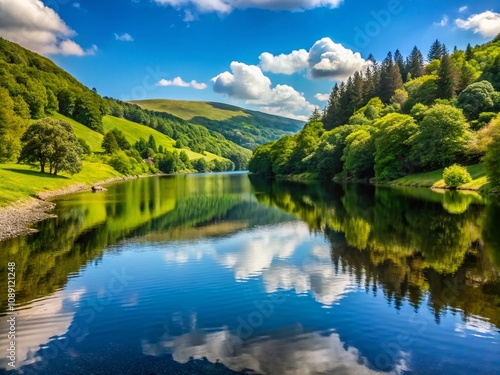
[0,173,499,375]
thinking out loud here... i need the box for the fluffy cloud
[314,93,329,101]
[259,49,309,75]
[455,11,500,37]
[115,33,134,42]
[0,0,96,56]
[458,6,468,13]
[157,76,207,90]
[212,62,314,120]
[308,37,370,79]
[154,0,343,14]
[259,38,369,80]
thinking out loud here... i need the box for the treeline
[105,99,251,170]
[0,37,250,169]
[249,36,500,187]
[101,128,235,174]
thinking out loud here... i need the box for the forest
[0,37,251,175]
[248,36,500,189]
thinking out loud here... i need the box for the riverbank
[0,161,154,241]
[273,164,498,193]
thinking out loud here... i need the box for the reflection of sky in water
[1,221,499,374]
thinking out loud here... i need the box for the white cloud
[259,49,309,75]
[308,37,370,79]
[115,32,134,42]
[434,15,448,27]
[456,11,500,37]
[314,93,329,101]
[458,6,468,13]
[0,0,96,56]
[157,76,207,90]
[183,9,197,22]
[212,61,314,120]
[72,2,80,8]
[154,0,343,13]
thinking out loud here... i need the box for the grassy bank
[0,162,123,206]
[390,164,494,192]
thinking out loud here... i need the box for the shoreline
[0,174,159,242]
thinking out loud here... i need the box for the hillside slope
[129,99,305,149]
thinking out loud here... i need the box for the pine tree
[406,46,425,80]
[428,39,445,61]
[436,53,458,99]
[394,49,406,82]
[465,43,474,61]
[379,52,403,103]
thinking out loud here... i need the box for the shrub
[443,164,472,189]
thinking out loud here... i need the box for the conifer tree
[436,53,458,99]
[406,46,425,79]
[428,39,445,61]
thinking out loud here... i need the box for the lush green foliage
[443,164,472,188]
[130,99,304,149]
[483,118,500,188]
[18,118,83,175]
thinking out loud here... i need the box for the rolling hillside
[129,99,305,149]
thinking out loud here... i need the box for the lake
[0,172,499,375]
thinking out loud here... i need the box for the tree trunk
[40,161,45,173]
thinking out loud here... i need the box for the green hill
[129,99,305,149]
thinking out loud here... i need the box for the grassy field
[102,115,224,161]
[391,164,493,192]
[52,113,104,152]
[129,99,250,121]
[0,162,123,206]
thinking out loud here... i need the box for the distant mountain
[129,99,305,149]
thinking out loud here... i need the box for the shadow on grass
[3,168,70,180]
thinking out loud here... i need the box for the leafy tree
[147,134,158,153]
[18,118,83,175]
[179,150,192,169]
[484,119,500,188]
[456,81,500,120]
[111,128,131,150]
[410,104,471,170]
[443,164,472,189]
[374,114,418,180]
[342,129,375,178]
[57,88,76,117]
[102,131,120,154]
[271,135,296,175]
[248,143,274,176]
[45,89,58,113]
[78,138,92,155]
[73,93,103,132]
[0,88,27,162]
[192,157,210,173]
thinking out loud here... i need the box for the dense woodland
[249,36,500,188]
[0,37,251,174]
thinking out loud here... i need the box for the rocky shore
[0,175,146,241]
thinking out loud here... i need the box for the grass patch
[102,115,225,162]
[0,162,122,206]
[129,99,249,121]
[391,164,494,192]
[52,113,104,152]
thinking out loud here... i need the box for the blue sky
[1,0,500,120]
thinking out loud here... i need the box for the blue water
[0,173,499,374]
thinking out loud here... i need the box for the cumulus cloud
[212,62,314,119]
[115,32,134,42]
[314,93,329,101]
[157,76,207,90]
[259,49,309,75]
[308,37,370,79]
[183,9,197,22]
[455,11,500,37]
[0,0,96,56]
[434,15,449,27]
[154,0,343,14]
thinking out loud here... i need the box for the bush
[443,164,472,189]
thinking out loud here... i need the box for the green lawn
[102,115,225,161]
[391,164,493,192]
[0,162,122,206]
[52,113,104,153]
[129,99,250,121]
